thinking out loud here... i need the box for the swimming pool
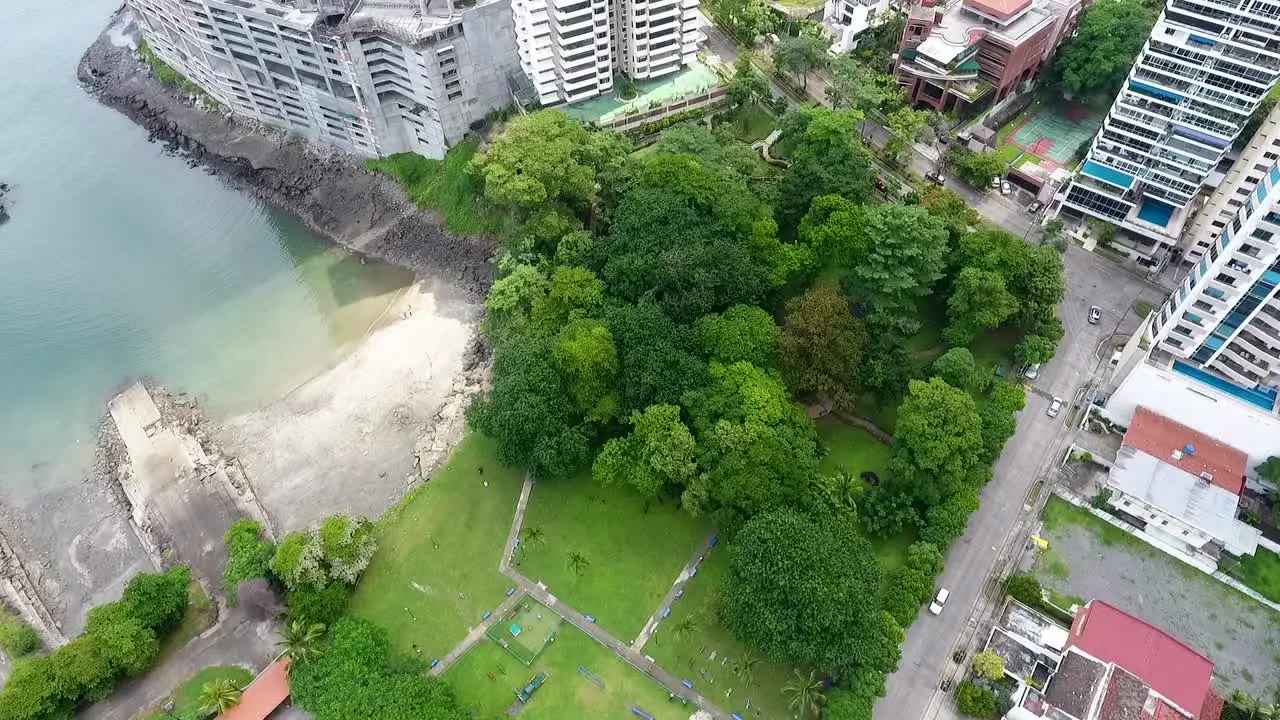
[1172,360,1278,411]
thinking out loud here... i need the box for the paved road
[876,248,1167,720]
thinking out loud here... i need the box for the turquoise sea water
[0,0,412,492]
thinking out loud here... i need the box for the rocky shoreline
[76,6,497,298]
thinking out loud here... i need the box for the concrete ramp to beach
[108,382,251,594]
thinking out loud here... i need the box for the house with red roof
[1102,406,1261,565]
[1009,600,1222,720]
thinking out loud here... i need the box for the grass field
[644,548,800,720]
[348,434,526,656]
[721,103,776,143]
[448,622,689,720]
[1225,547,1280,604]
[365,141,512,236]
[143,665,253,720]
[516,473,710,642]
[816,416,892,481]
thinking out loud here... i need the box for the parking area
[1025,498,1280,698]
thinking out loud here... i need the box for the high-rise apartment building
[1148,154,1280,391]
[129,0,700,157]
[128,0,522,159]
[1056,0,1280,266]
[1183,102,1280,263]
[513,0,699,106]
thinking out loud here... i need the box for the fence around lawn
[600,88,730,134]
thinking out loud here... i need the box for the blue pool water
[1172,360,1278,411]
[1137,198,1175,228]
[1082,161,1135,189]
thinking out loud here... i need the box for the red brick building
[895,0,1083,112]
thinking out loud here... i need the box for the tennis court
[486,597,563,666]
[1007,103,1101,167]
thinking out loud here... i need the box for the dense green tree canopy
[803,196,949,317]
[889,378,984,508]
[723,509,897,674]
[779,109,875,230]
[922,186,981,243]
[979,381,1026,464]
[945,268,1019,346]
[1053,0,1156,99]
[882,541,945,627]
[773,35,829,90]
[694,304,780,367]
[593,154,780,322]
[606,302,709,416]
[954,227,1065,328]
[780,281,867,409]
[471,111,601,210]
[553,319,619,422]
[728,55,769,107]
[532,265,605,327]
[825,56,903,113]
[931,347,977,390]
[291,617,468,720]
[594,404,698,497]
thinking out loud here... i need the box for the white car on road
[1047,397,1064,418]
[929,588,950,615]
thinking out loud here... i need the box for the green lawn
[143,665,253,720]
[365,140,513,236]
[816,415,891,491]
[348,434,526,657]
[994,144,1022,166]
[448,621,689,720]
[722,103,776,143]
[645,548,800,720]
[1225,547,1280,604]
[516,473,710,642]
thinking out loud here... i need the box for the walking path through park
[429,589,525,676]
[456,474,734,719]
[631,531,719,652]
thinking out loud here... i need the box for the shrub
[956,681,998,718]
[273,515,377,592]
[0,615,40,657]
[224,520,276,600]
[1003,573,1043,607]
[971,649,1005,681]
[0,568,191,719]
[287,583,354,627]
[1089,488,1112,509]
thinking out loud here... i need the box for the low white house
[823,0,893,53]
[1105,406,1261,561]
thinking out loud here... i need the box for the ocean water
[0,0,413,492]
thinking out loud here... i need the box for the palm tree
[1232,691,1279,720]
[782,669,825,718]
[521,526,545,548]
[566,550,590,576]
[199,678,243,716]
[277,619,326,665]
[823,471,859,512]
[738,651,761,688]
[672,618,697,639]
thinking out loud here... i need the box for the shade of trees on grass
[291,617,468,720]
[1052,0,1156,100]
[0,567,191,720]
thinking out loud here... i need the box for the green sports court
[1006,103,1102,168]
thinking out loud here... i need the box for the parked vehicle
[990,176,1001,189]
[929,588,950,615]
[1027,200,1044,214]
[1047,397,1064,418]
[1089,305,1102,324]
[1023,363,1040,380]
[1000,179,1012,195]
[927,171,946,186]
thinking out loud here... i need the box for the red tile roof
[1123,407,1247,495]
[219,659,290,720]
[1068,601,1214,719]
[963,0,1032,20]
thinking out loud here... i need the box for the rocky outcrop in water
[0,183,11,224]
[76,7,497,298]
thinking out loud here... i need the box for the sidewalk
[631,531,718,652]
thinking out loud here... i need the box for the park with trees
[342,106,1063,718]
